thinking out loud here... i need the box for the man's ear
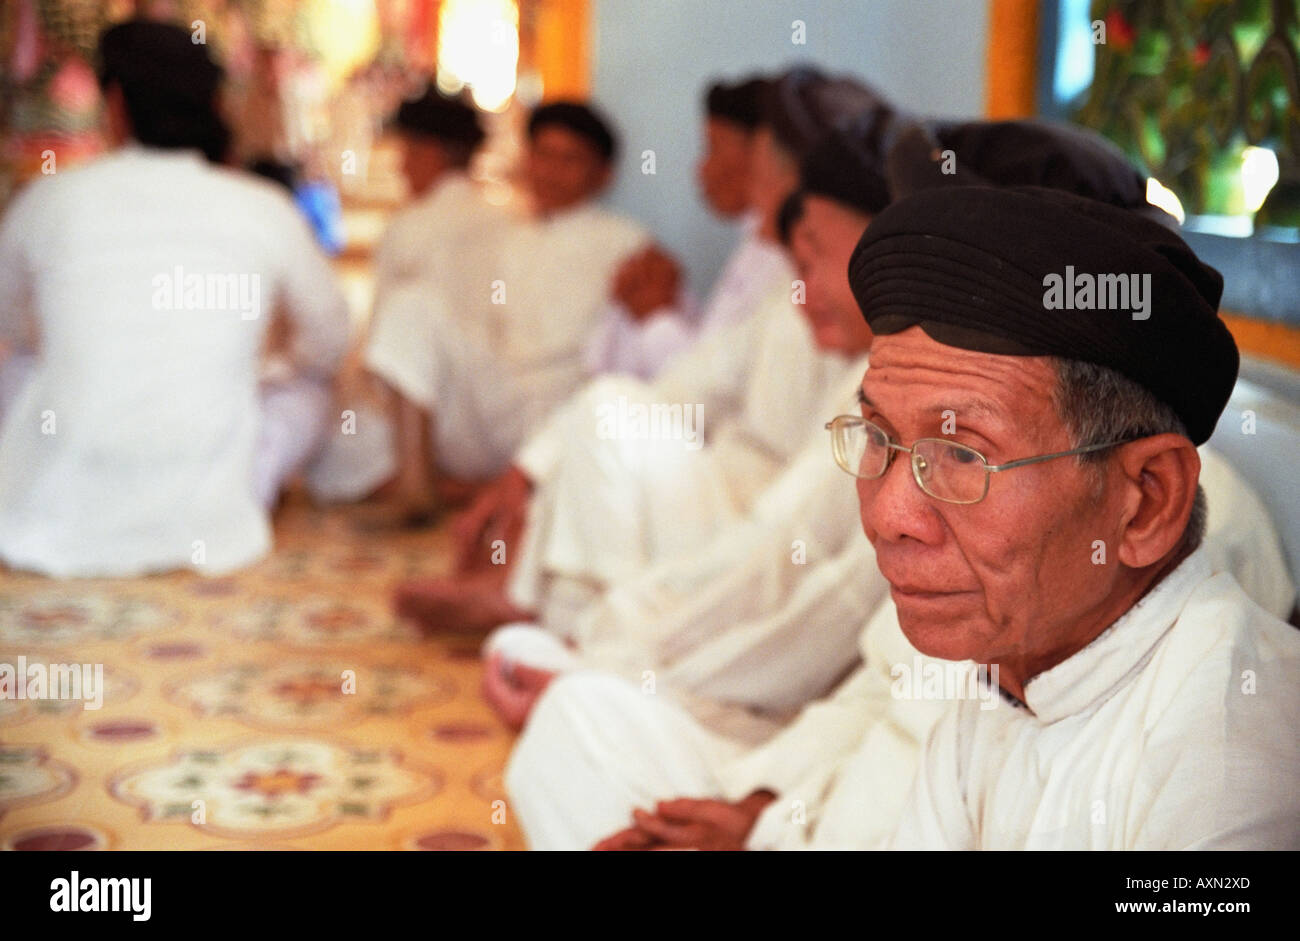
[1113,433,1201,570]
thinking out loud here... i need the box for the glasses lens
[831,418,890,478]
[912,438,988,503]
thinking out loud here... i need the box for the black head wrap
[885,119,1165,221]
[848,185,1237,444]
[528,101,617,162]
[98,20,229,163]
[705,76,769,130]
[798,109,901,217]
[762,66,893,162]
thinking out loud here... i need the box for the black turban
[395,86,486,150]
[763,66,893,162]
[798,109,900,217]
[98,20,229,163]
[848,186,1237,445]
[885,119,1165,221]
[528,101,617,162]
[705,76,769,130]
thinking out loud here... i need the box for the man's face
[747,127,799,238]
[696,117,754,217]
[788,194,873,354]
[856,327,1124,667]
[526,125,610,214]
[400,134,450,197]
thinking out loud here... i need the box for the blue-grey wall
[590,0,990,294]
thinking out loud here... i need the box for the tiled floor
[0,499,525,850]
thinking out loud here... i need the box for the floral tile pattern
[0,500,523,850]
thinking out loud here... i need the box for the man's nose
[860,449,943,545]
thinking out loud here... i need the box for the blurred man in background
[0,20,349,576]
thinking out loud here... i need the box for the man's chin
[893,592,987,662]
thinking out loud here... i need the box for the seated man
[0,20,348,577]
[584,75,778,380]
[309,85,510,515]
[356,100,648,512]
[850,186,1300,849]
[394,67,888,633]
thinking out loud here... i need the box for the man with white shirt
[846,186,1300,849]
[394,68,888,634]
[322,86,511,519]
[583,76,780,380]
[0,20,349,577]
[357,101,647,514]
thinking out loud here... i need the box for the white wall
[590,0,992,293]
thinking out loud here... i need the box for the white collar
[1022,547,1213,723]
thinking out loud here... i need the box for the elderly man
[842,186,1299,849]
[0,21,348,577]
[394,67,888,633]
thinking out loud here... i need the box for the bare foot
[393,571,533,636]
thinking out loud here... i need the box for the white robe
[581,213,791,380]
[0,145,349,577]
[892,547,1300,849]
[504,599,951,850]
[506,286,841,622]
[489,354,876,730]
[363,200,647,481]
[368,172,510,326]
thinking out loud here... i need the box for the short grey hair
[1052,358,1207,552]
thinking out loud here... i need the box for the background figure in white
[0,22,348,577]
[308,84,510,515]
[583,75,778,380]
[360,101,648,516]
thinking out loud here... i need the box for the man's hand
[612,245,681,321]
[592,793,776,851]
[452,464,532,573]
[481,651,554,730]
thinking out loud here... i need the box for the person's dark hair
[527,101,617,162]
[705,76,769,130]
[97,20,230,164]
[1053,357,1207,552]
[776,190,805,246]
[394,87,486,167]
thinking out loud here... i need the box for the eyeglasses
[824,415,1134,505]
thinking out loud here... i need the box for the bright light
[1241,145,1280,213]
[1146,177,1186,225]
[437,0,519,112]
[301,0,381,88]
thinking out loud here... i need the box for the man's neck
[996,543,1195,704]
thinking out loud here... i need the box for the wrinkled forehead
[863,326,1061,431]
